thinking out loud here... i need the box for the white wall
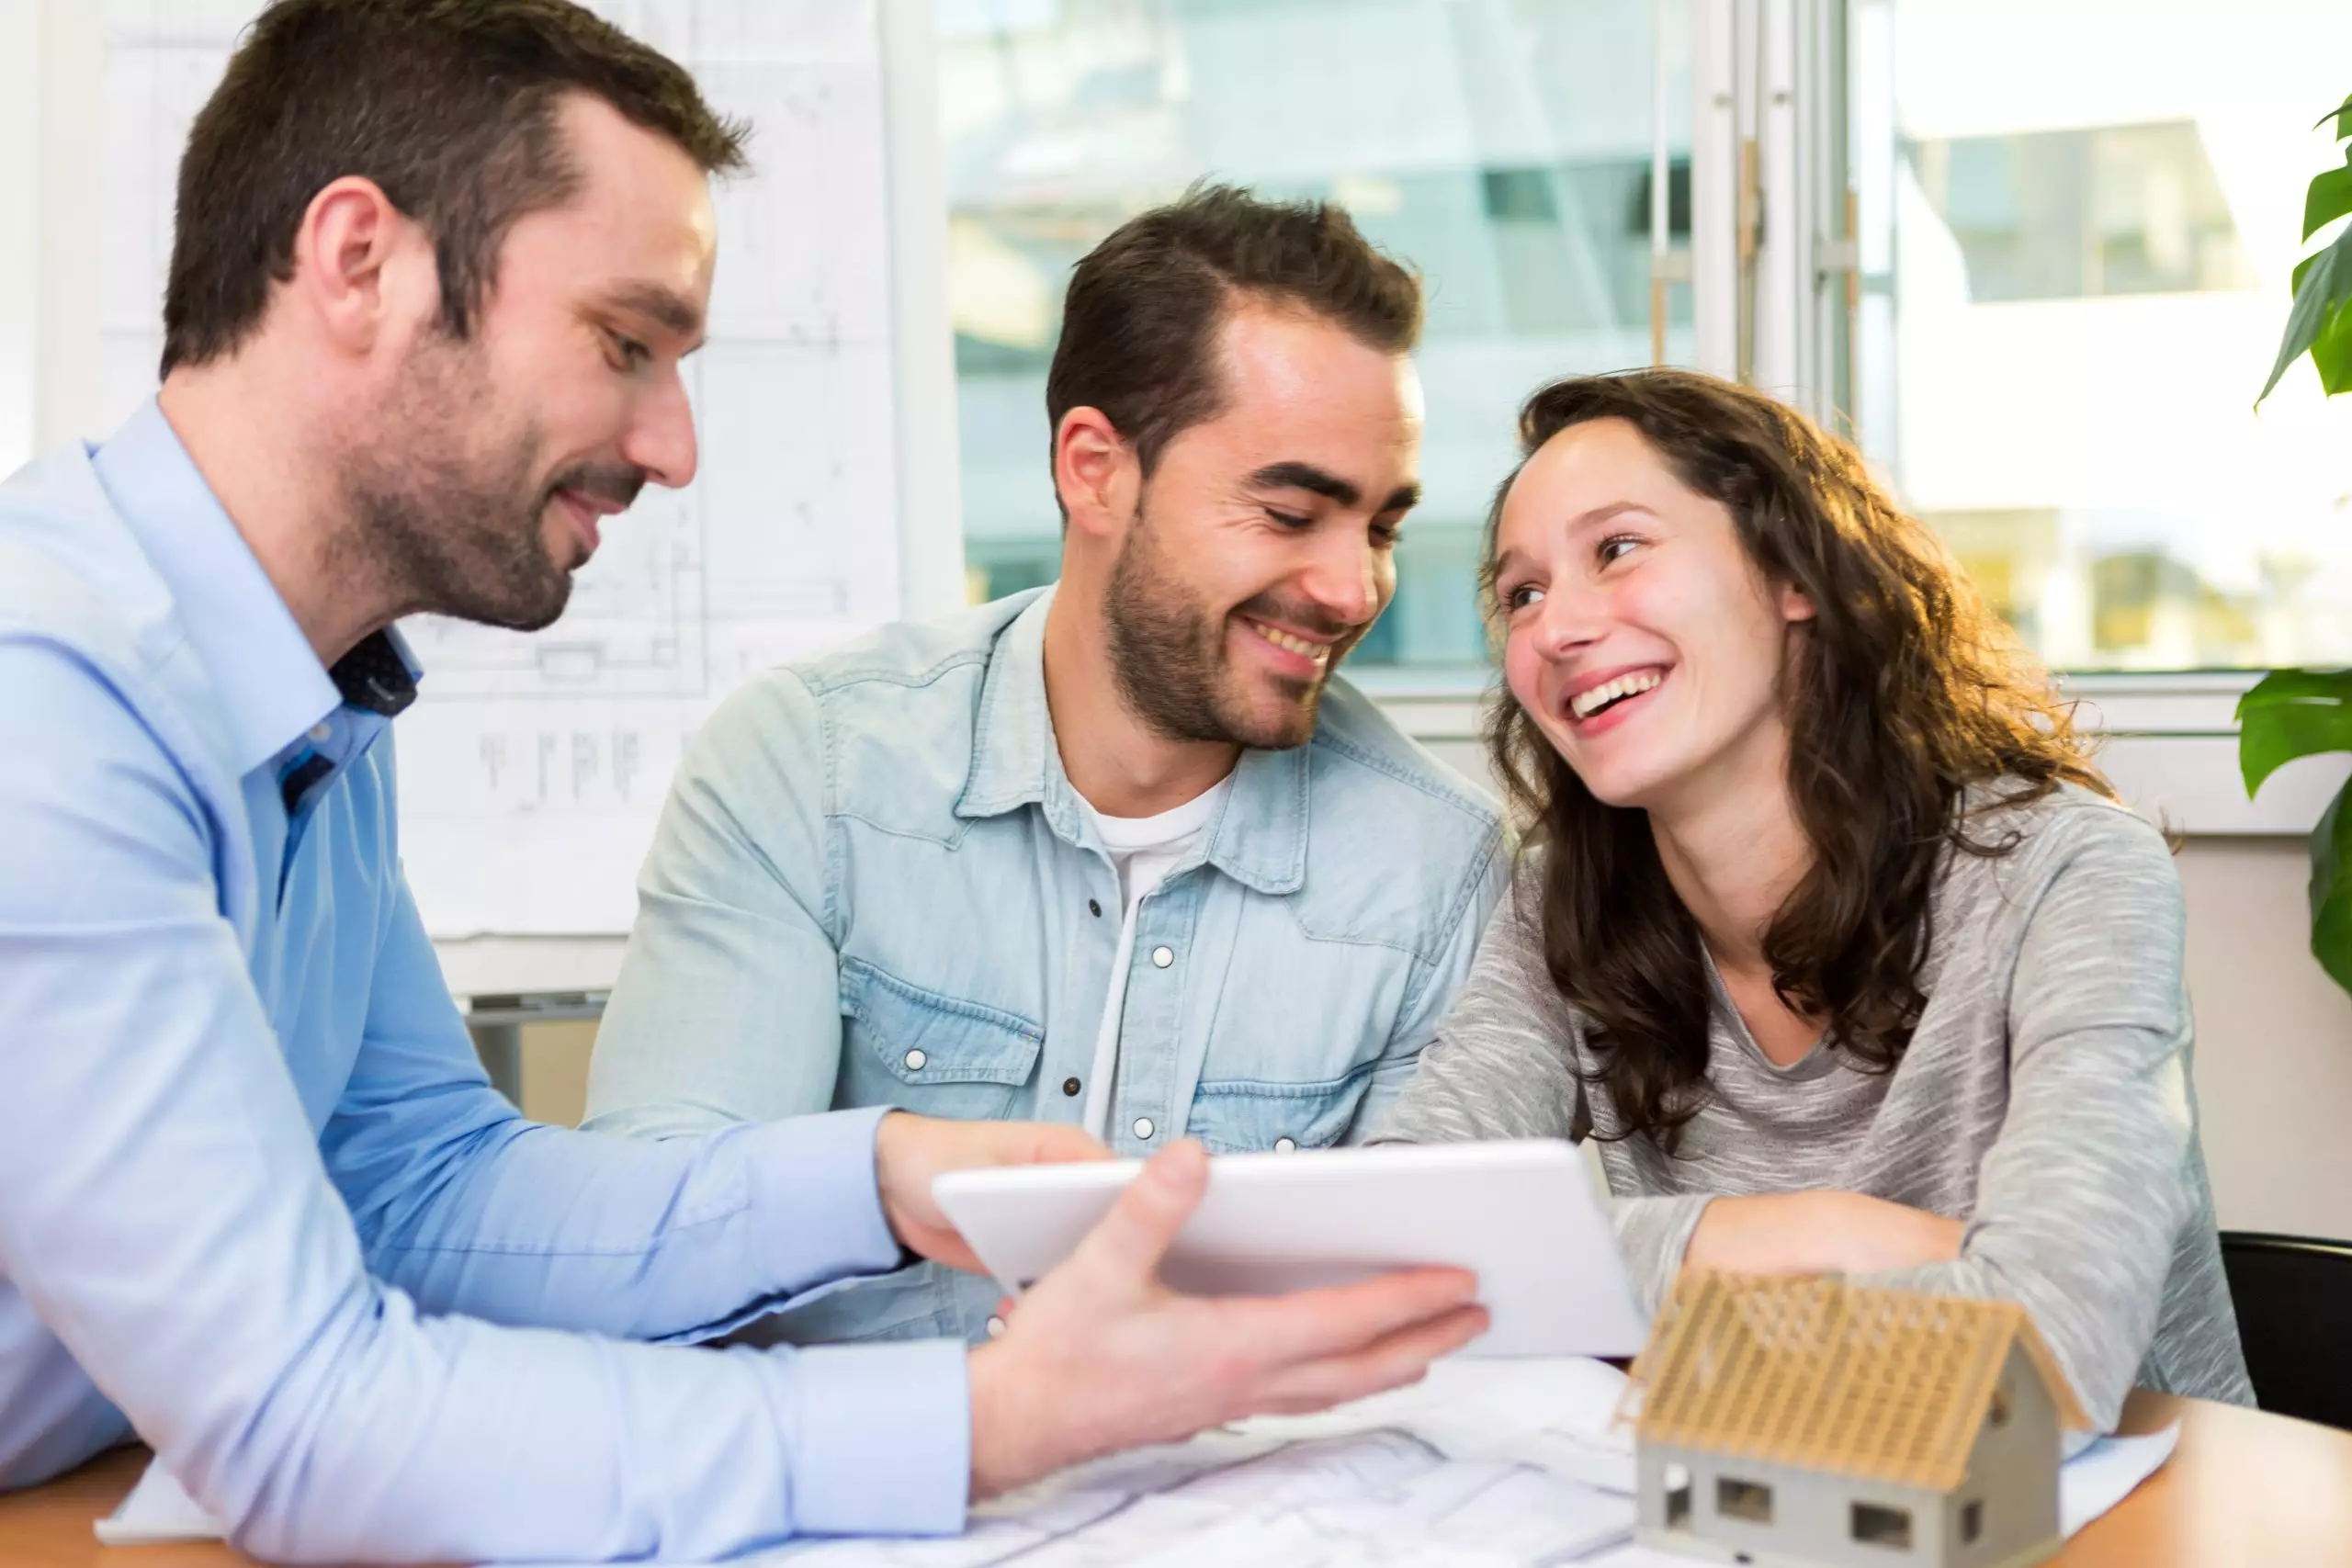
[2177,840,2352,1238]
[0,1,39,474]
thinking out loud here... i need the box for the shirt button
[904,1049,927,1071]
[1089,898,1102,917]
[308,722,333,742]
[1062,1077,1081,1097]
[985,1314,1006,1338]
[1133,1117,1156,1141]
[1150,946,1174,969]
[1274,1137,1297,1154]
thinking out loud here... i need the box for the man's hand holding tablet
[871,1117,1488,1501]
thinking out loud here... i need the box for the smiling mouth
[1241,616,1334,668]
[1569,667,1666,722]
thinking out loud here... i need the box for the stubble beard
[333,328,574,635]
[1102,501,1351,751]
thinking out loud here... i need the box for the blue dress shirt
[0,401,970,1562]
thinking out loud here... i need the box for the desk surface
[4,1391,2347,1567]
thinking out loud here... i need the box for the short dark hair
[161,0,749,376]
[1045,184,1422,491]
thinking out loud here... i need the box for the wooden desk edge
[3,1393,2343,1568]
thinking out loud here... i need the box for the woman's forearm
[1683,1190,1963,1277]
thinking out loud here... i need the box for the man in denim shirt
[587,187,1510,1345]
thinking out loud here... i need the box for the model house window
[1716,1477,1773,1522]
[1665,1462,1692,1528]
[1962,1498,1984,1543]
[1851,1502,1915,1549]
[1988,1385,2012,1428]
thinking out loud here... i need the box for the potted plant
[2239,92,2352,992]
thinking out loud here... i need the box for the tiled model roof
[1620,1272,2093,1495]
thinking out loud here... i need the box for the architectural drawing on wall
[101,0,908,937]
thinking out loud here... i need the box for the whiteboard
[89,0,959,972]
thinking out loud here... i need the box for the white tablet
[932,1138,1646,1358]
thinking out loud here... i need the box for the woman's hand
[1684,1190,1963,1277]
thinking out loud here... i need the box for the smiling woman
[1482,369,2105,1118]
[1374,368,2254,1430]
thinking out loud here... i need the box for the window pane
[1853,0,2352,671]
[937,0,1693,671]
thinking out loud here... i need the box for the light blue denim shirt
[586,588,1508,1344]
[0,403,971,1561]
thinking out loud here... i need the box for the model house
[1622,1273,2092,1568]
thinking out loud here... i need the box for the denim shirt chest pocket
[836,956,1044,1118]
[1183,1062,1376,1155]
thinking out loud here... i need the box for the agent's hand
[873,1111,1108,1274]
[1684,1190,1964,1277]
[963,1139,1488,1499]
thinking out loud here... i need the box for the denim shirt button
[903,1048,927,1071]
[985,1314,1007,1338]
[1274,1137,1297,1154]
[1062,1077,1081,1096]
[1150,946,1174,969]
[1133,1117,1156,1140]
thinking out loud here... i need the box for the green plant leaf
[2310,780,2352,994]
[2238,669,2352,795]
[2327,94,2352,143]
[2308,162,2352,241]
[2260,226,2352,402]
[2315,297,2352,395]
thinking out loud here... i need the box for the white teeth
[1252,622,1329,661]
[1571,669,1663,719]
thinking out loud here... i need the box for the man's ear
[287,175,435,357]
[1053,406,1137,542]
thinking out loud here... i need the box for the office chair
[2218,1231,2352,1431]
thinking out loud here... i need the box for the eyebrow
[1571,501,1653,531]
[600,282,706,350]
[1247,461,1422,514]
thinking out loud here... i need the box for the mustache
[1230,593,1363,640]
[545,460,647,513]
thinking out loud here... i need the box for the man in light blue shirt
[0,4,1486,1561]
[585,188,1510,1346]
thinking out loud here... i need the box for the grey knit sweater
[1375,784,2252,1427]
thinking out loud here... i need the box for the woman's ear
[1781,581,1817,625]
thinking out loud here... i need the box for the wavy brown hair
[1483,370,2110,1148]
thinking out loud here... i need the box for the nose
[1299,525,1387,629]
[1527,572,1608,660]
[623,364,699,491]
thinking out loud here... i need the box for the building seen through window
[1862,0,2352,671]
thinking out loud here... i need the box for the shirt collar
[91,399,417,774]
[956,585,1309,896]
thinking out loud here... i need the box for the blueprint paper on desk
[103,1362,2181,1562]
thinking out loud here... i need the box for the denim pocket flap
[1185,1065,1375,1155]
[840,957,1045,1088]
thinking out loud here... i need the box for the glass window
[1851,0,2352,671]
[935,0,1692,672]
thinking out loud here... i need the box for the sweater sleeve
[1856,804,2196,1428]
[1370,893,1706,1301]
[1369,890,1583,1145]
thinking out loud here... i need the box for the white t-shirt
[1075,774,1234,1141]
